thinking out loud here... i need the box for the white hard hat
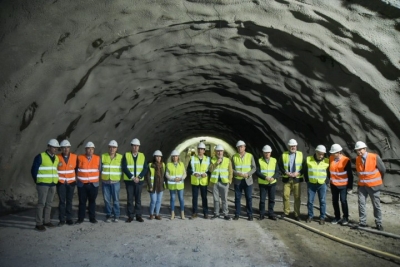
[262,145,272,153]
[288,139,298,146]
[198,142,206,149]
[315,145,326,153]
[171,150,180,156]
[215,144,224,151]
[85,141,95,148]
[354,141,367,150]
[130,138,141,146]
[48,139,60,148]
[236,140,246,147]
[329,144,342,153]
[60,140,71,147]
[108,140,118,147]
[153,150,163,157]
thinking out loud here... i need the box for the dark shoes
[224,215,232,221]
[136,216,144,223]
[191,214,198,219]
[75,219,84,224]
[319,219,325,225]
[66,220,74,225]
[126,217,134,223]
[44,222,56,228]
[210,214,220,220]
[247,216,253,221]
[149,215,154,220]
[90,219,98,224]
[35,225,46,232]
[204,214,209,219]
[233,215,239,220]
[58,221,65,227]
[259,215,265,221]
[306,217,312,223]
[376,224,384,231]
[358,223,368,228]
[341,218,349,226]
[294,216,300,222]
[155,215,162,220]
[268,215,277,221]
[280,214,288,219]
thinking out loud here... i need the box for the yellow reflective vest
[306,156,329,184]
[37,152,59,184]
[258,157,277,185]
[232,153,253,180]
[190,155,210,186]
[123,152,145,181]
[210,157,230,184]
[166,162,185,190]
[101,153,122,181]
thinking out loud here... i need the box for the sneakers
[224,215,232,221]
[35,225,46,232]
[331,218,341,225]
[319,219,325,225]
[306,217,312,223]
[44,222,56,228]
[113,218,119,223]
[341,218,349,226]
[105,215,111,223]
[376,224,384,231]
[210,214,220,220]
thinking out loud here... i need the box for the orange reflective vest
[329,155,349,187]
[356,153,382,187]
[77,154,100,183]
[57,153,77,184]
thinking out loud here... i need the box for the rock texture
[0,0,399,210]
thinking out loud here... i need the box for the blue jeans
[150,191,164,215]
[234,179,253,217]
[57,182,76,222]
[102,182,120,218]
[170,189,184,212]
[259,183,276,216]
[307,183,327,219]
[192,185,208,215]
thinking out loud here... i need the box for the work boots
[181,211,185,220]
[171,211,175,220]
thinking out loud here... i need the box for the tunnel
[0,0,400,211]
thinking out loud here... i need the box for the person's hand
[195,173,200,177]
[243,173,249,178]
[217,158,222,164]
[201,173,207,178]
[134,177,140,183]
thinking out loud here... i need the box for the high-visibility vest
[57,153,77,184]
[166,162,185,190]
[123,152,145,181]
[101,153,122,181]
[356,153,382,187]
[232,153,253,180]
[210,157,230,184]
[190,155,210,186]
[37,152,59,184]
[306,156,329,184]
[77,154,100,183]
[329,155,349,187]
[148,162,166,190]
[282,151,303,178]
[258,157,277,185]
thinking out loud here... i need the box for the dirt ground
[1,181,399,267]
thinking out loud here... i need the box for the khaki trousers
[283,179,301,217]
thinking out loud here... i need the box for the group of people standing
[31,137,386,232]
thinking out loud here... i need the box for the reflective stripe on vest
[77,154,100,183]
[37,152,59,184]
[232,153,252,180]
[307,156,329,184]
[356,153,382,187]
[282,151,303,178]
[258,157,277,185]
[101,153,122,181]
[190,155,210,186]
[149,162,166,189]
[123,152,145,181]
[57,153,77,184]
[329,155,349,187]
[166,162,185,190]
[210,157,230,184]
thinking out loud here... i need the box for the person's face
[356,148,366,156]
[61,146,70,155]
[289,145,297,153]
[315,151,325,160]
[155,156,162,163]
[263,152,271,159]
[333,152,341,160]
[237,145,246,154]
[198,148,205,156]
[216,150,224,158]
[131,145,140,154]
[108,146,117,155]
[48,146,57,155]
[85,147,94,156]
[172,155,179,163]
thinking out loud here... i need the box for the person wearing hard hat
[121,138,148,223]
[329,144,353,226]
[209,144,233,220]
[277,139,304,221]
[231,140,256,221]
[303,145,330,225]
[146,150,165,220]
[101,140,123,223]
[31,139,60,231]
[76,141,101,224]
[187,142,211,219]
[56,140,77,226]
[354,141,386,231]
[255,145,279,220]
[166,150,187,220]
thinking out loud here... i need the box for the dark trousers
[259,183,276,216]
[192,185,208,215]
[77,183,98,220]
[234,179,253,217]
[125,181,142,218]
[331,185,349,219]
[57,182,76,222]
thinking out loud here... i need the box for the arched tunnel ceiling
[0,0,400,208]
